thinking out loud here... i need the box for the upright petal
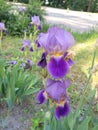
[0,22,5,31]
[36,26,75,54]
[31,15,41,27]
[47,56,69,78]
[55,102,70,120]
[22,39,31,47]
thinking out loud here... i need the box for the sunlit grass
[72,30,98,88]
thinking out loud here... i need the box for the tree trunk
[87,0,94,12]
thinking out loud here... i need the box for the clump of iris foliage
[0,15,43,109]
[0,3,98,130]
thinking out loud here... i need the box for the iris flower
[36,27,75,78]
[0,22,5,31]
[36,78,70,120]
[21,39,33,52]
[20,59,33,70]
[10,60,17,65]
[31,15,41,30]
[19,6,26,13]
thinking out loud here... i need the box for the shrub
[1,0,44,36]
[0,0,11,22]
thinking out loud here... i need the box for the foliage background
[42,0,98,12]
[1,0,44,36]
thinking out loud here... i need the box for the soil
[0,97,41,130]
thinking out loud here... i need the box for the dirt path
[43,7,98,32]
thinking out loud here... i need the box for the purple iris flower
[27,59,33,66]
[20,63,26,68]
[10,60,17,65]
[21,39,33,52]
[0,22,5,31]
[36,78,70,120]
[31,15,41,30]
[19,6,26,13]
[36,26,75,78]
[20,59,33,69]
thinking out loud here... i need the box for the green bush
[1,0,44,36]
[0,0,11,22]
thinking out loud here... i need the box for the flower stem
[0,31,2,50]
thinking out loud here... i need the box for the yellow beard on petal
[56,99,66,107]
[50,51,63,57]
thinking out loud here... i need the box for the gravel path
[43,7,98,32]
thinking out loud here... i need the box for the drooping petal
[35,39,41,47]
[55,102,70,120]
[29,47,33,52]
[36,90,45,104]
[21,47,25,51]
[28,23,32,28]
[37,52,47,68]
[46,79,69,102]
[47,56,69,78]
[37,25,41,30]
[67,59,74,66]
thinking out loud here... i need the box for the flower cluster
[21,39,33,52]
[10,59,33,70]
[36,26,75,120]
[30,15,41,31]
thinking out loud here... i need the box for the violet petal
[21,47,25,51]
[47,56,69,78]
[37,52,47,68]
[46,79,68,102]
[55,102,70,120]
[37,25,41,31]
[36,90,45,104]
[29,47,33,52]
[67,59,74,66]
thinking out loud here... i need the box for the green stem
[0,31,2,50]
